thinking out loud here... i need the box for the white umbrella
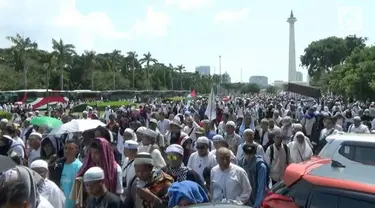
[49,119,106,135]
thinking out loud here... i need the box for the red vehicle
[263,157,375,208]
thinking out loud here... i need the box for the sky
[0,0,374,84]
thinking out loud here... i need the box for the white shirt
[157,119,170,135]
[211,164,252,204]
[40,179,65,208]
[265,144,289,182]
[210,149,237,164]
[115,163,124,194]
[121,157,135,201]
[348,124,370,134]
[38,195,54,208]
[187,151,217,181]
[28,147,41,167]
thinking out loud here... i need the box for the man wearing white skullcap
[28,132,43,167]
[138,128,166,169]
[187,137,217,181]
[211,135,237,164]
[224,121,241,156]
[237,129,265,160]
[85,167,124,207]
[30,160,66,208]
[163,144,205,188]
[121,140,138,201]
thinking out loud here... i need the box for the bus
[0,89,69,110]
[68,90,101,101]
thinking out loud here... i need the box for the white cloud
[214,8,250,22]
[0,0,170,51]
[165,0,212,10]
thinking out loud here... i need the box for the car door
[333,141,375,166]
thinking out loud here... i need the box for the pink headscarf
[77,137,117,193]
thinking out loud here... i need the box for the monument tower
[287,10,297,82]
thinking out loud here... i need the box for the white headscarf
[288,131,313,163]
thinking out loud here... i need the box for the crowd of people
[0,95,373,208]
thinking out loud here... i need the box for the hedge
[87,101,136,111]
[165,97,184,102]
[0,111,12,120]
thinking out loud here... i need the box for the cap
[30,159,48,170]
[149,118,157,124]
[212,135,225,142]
[136,126,148,134]
[83,167,105,182]
[225,121,236,128]
[196,136,210,145]
[143,128,158,138]
[165,144,184,155]
[29,132,42,140]
[134,152,153,165]
[124,140,139,150]
[0,119,8,123]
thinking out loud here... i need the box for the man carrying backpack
[265,131,289,186]
[237,143,269,208]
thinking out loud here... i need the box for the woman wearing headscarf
[0,165,53,208]
[168,180,209,207]
[76,137,123,196]
[0,135,24,158]
[288,131,313,163]
[94,125,122,165]
[179,135,193,166]
[280,116,293,144]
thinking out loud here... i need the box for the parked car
[262,157,375,208]
[318,132,375,166]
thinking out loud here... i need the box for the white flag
[205,88,216,121]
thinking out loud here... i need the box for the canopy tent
[284,82,322,99]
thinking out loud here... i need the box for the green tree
[52,38,76,90]
[266,85,277,94]
[241,83,260,94]
[139,52,157,90]
[300,35,367,83]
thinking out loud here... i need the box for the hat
[170,120,182,129]
[82,111,88,114]
[124,140,139,150]
[225,121,236,128]
[143,128,158,138]
[165,144,184,155]
[212,135,225,142]
[196,136,210,145]
[136,126,148,134]
[0,118,8,123]
[134,152,154,165]
[201,119,210,124]
[83,167,105,182]
[29,132,42,140]
[149,118,157,124]
[30,159,48,170]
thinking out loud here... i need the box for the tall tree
[126,51,138,89]
[83,50,96,90]
[176,65,185,90]
[140,52,157,90]
[6,34,38,89]
[52,38,76,90]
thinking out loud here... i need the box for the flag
[185,89,196,107]
[205,87,216,121]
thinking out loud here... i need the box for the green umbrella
[30,116,63,129]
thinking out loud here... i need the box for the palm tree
[139,52,157,90]
[126,51,138,89]
[83,50,96,90]
[107,50,121,90]
[6,34,38,89]
[52,38,76,90]
[39,51,55,112]
[168,63,174,90]
[176,65,185,90]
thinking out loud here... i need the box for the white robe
[187,151,217,181]
[40,179,65,208]
[288,140,313,163]
[211,164,252,204]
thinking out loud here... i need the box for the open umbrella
[49,119,106,135]
[30,116,63,129]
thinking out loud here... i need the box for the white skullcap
[136,126,147,134]
[82,111,88,114]
[143,128,158,138]
[29,132,42,139]
[225,121,236,128]
[0,118,8,123]
[196,136,210,145]
[165,144,184,155]
[212,135,225,142]
[30,159,48,170]
[124,128,134,135]
[134,152,154,165]
[243,129,254,134]
[149,118,157,124]
[83,167,105,182]
[124,140,139,150]
[353,116,361,120]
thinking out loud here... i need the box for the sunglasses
[167,155,179,161]
[196,146,207,149]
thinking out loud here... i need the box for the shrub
[87,101,136,111]
[165,97,184,102]
[0,111,12,120]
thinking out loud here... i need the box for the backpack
[270,144,289,165]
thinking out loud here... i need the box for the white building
[249,76,268,88]
[195,66,211,76]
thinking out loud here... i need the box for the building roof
[284,157,375,194]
